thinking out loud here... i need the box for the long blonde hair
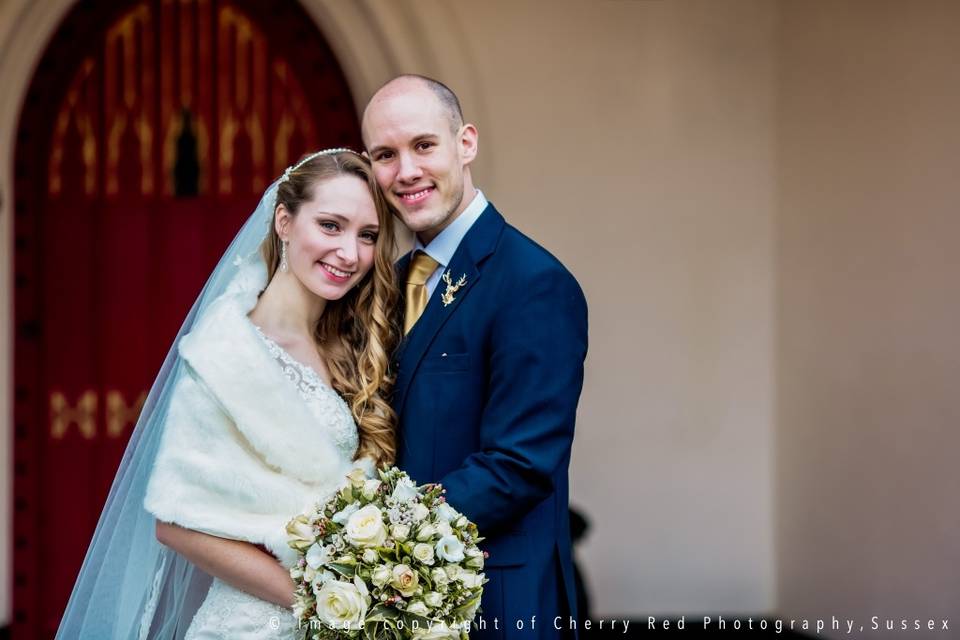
[262,151,400,467]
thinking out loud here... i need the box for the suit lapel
[393,205,505,417]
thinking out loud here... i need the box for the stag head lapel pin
[440,270,467,306]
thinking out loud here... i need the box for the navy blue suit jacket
[393,203,588,638]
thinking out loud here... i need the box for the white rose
[411,503,430,522]
[391,477,418,503]
[457,569,483,589]
[362,548,379,564]
[346,467,367,488]
[414,621,463,639]
[431,567,449,586]
[443,564,461,580]
[407,600,430,617]
[306,542,331,569]
[362,479,382,500]
[435,535,465,563]
[345,505,388,548]
[416,524,437,541]
[371,564,393,587]
[435,502,458,523]
[464,546,484,569]
[424,591,443,608]
[436,521,453,537]
[286,516,316,550]
[412,543,435,566]
[390,564,419,597]
[391,524,410,542]
[332,501,360,525]
[314,578,369,630]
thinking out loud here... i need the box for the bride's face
[278,174,380,301]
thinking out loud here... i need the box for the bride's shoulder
[179,256,266,355]
[179,292,255,361]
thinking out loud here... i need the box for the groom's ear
[459,123,478,166]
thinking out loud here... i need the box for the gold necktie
[404,251,440,334]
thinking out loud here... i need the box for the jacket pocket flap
[480,532,528,568]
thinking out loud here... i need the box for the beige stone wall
[776,1,960,635]
[442,0,779,615]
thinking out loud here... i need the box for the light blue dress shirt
[413,189,488,298]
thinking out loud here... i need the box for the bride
[56,149,400,639]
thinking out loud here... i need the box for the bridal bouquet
[286,467,487,639]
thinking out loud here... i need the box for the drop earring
[280,240,289,273]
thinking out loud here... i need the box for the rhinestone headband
[278,147,361,184]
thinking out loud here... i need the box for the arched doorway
[12,0,359,635]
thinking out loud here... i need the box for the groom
[362,75,588,639]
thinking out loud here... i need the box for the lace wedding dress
[183,326,358,640]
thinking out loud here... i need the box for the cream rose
[314,577,369,630]
[390,563,419,597]
[424,591,443,608]
[346,467,367,488]
[430,567,449,587]
[406,600,430,617]
[435,535,465,563]
[464,546,484,570]
[391,523,411,542]
[443,564,461,581]
[286,515,316,551]
[412,542,436,566]
[457,569,483,589]
[436,521,453,538]
[345,504,388,548]
[371,564,393,587]
[415,524,437,542]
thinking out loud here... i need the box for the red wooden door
[13,1,360,636]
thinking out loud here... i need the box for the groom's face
[362,84,476,243]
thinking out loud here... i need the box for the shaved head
[365,74,463,136]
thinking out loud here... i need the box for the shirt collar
[413,189,488,268]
